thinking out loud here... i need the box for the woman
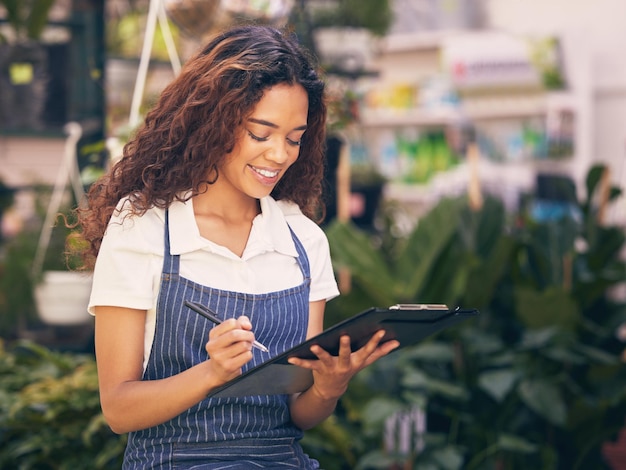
[75,25,399,468]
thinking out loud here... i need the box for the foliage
[309,0,393,37]
[288,0,392,64]
[0,225,38,338]
[0,0,56,44]
[305,164,626,469]
[1,164,625,469]
[0,340,125,468]
[0,187,83,338]
[105,8,180,62]
[327,88,360,132]
[529,37,566,90]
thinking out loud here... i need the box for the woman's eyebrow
[248,117,307,131]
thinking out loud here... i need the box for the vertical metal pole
[128,0,160,128]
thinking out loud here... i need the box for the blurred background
[1,1,626,469]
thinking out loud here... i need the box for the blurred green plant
[529,37,566,90]
[105,8,179,61]
[327,89,361,133]
[0,340,125,468]
[304,164,626,469]
[1,164,624,470]
[0,187,85,338]
[0,0,56,44]
[0,221,38,338]
[309,0,392,37]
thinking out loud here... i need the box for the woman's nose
[265,139,290,164]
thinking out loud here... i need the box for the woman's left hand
[287,330,400,401]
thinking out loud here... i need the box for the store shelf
[360,96,548,128]
[360,109,457,128]
[377,30,463,53]
[353,29,592,221]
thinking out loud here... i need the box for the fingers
[208,317,254,344]
[288,330,399,370]
[287,331,399,401]
[362,338,400,367]
[334,330,392,362]
[206,317,256,366]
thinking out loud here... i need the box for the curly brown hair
[74,25,327,270]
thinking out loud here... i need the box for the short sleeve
[88,201,164,314]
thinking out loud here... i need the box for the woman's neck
[191,188,261,257]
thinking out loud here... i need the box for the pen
[184,300,270,353]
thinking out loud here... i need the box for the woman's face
[217,83,309,201]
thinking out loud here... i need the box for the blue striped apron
[123,211,319,469]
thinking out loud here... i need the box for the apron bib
[123,211,319,469]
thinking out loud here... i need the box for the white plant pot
[34,271,93,326]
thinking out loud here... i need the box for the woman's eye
[287,138,301,147]
[247,131,268,142]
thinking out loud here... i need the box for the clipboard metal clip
[389,304,449,311]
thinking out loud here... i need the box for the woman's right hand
[95,307,256,434]
[205,316,256,383]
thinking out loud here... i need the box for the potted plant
[32,209,93,328]
[313,164,626,469]
[321,83,388,230]
[289,0,392,68]
[0,0,57,130]
[30,123,93,328]
[0,188,92,342]
[321,86,360,225]
[288,2,392,229]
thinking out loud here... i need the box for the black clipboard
[207,304,479,398]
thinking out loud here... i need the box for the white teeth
[252,166,279,178]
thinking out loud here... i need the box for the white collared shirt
[89,194,339,365]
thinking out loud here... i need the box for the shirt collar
[168,194,298,258]
[250,197,298,258]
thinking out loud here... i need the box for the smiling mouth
[250,165,280,178]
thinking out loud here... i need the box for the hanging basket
[164,0,222,38]
[31,122,92,326]
[164,0,294,38]
[34,271,93,326]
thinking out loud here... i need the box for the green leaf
[461,328,504,355]
[312,0,393,36]
[585,164,606,207]
[464,235,515,309]
[360,397,405,428]
[396,198,464,299]
[326,221,397,305]
[355,450,403,470]
[586,226,626,272]
[496,433,538,453]
[514,286,580,330]
[26,0,56,40]
[519,327,560,349]
[542,346,586,364]
[425,445,465,470]
[573,343,619,365]
[518,379,567,426]
[404,341,455,362]
[469,196,507,257]
[402,369,468,401]
[478,369,519,402]
[0,0,56,41]
[609,186,623,202]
